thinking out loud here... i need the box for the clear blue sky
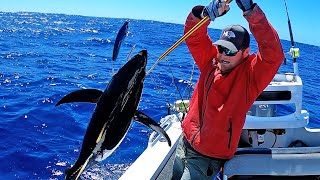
[0,0,319,46]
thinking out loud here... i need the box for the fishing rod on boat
[146,0,233,75]
[283,0,300,75]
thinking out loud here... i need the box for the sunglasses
[217,45,238,56]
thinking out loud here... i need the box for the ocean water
[0,12,319,179]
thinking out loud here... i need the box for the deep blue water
[0,12,319,179]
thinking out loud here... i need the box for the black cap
[214,25,250,52]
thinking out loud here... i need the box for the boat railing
[148,113,183,148]
[244,73,309,129]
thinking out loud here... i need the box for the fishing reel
[289,47,300,58]
[174,100,190,113]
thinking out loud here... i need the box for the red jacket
[182,5,284,159]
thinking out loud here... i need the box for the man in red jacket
[172,0,284,179]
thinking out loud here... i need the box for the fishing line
[147,56,189,115]
[164,58,189,113]
[187,62,196,100]
[148,72,185,121]
[112,61,115,75]
[149,73,173,113]
[126,44,136,61]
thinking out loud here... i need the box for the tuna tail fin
[65,166,81,180]
[65,154,93,180]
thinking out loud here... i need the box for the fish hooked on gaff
[56,50,171,180]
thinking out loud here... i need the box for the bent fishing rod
[146,0,233,75]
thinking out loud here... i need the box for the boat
[120,1,320,179]
[120,61,320,179]
[119,9,320,180]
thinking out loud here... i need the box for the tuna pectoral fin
[56,89,103,106]
[134,111,171,147]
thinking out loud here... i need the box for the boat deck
[156,148,175,180]
[155,148,320,180]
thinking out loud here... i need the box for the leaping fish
[112,20,129,61]
[56,50,171,180]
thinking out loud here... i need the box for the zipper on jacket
[201,68,217,126]
[191,68,217,146]
[201,70,216,126]
[228,120,232,149]
[205,68,216,87]
[203,68,219,117]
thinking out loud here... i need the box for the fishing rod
[283,0,299,75]
[146,0,233,75]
